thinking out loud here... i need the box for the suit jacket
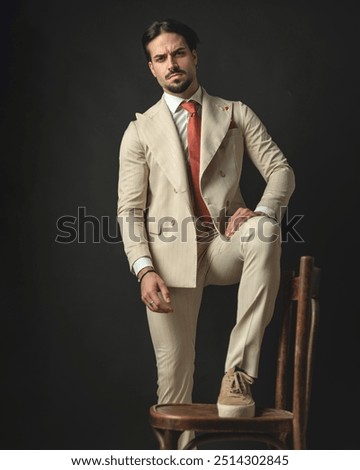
[117,88,295,287]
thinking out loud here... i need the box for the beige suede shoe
[217,367,255,418]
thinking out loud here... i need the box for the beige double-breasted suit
[117,87,295,408]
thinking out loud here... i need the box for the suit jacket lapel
[135,98,191,196]
[200,90,233,177]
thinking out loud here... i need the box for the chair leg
[276,432,289,449]
[152,428,182,450]
[293,428,306,450]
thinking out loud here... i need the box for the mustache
[165,67,186,79]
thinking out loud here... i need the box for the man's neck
[163,86,202,114]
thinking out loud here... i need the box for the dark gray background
[2,0,359,450]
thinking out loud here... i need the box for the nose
[167,54,178,69]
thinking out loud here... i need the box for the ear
[148,61,156,77]
[192,49,198,66]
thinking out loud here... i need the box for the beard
[164,78,192,94]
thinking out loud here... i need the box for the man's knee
[240,216,280,246]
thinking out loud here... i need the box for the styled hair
[141,18,200,61]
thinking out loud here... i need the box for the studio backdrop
[2,0,359,449]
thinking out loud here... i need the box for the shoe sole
[217,402,255,418]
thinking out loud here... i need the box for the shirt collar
[163,86,203,114]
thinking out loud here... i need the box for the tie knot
[180,100,198,115]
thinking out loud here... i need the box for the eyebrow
[153,47,186,60]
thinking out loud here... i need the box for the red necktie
[180,100,211,221]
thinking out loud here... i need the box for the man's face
[147,32,198,97]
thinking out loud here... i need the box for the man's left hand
[225,208,265,237]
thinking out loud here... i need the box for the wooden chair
[149,255,320,450]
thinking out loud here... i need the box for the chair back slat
[305,298,320,429]
[275,256,320,449]
[275,270,294,410]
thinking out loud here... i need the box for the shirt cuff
[254,205,277,221]
[132,257,153,276]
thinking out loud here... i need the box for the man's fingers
[152,290,174,312]
[146,298,159,310]
[145,295,173,313]
[140,275,173,313]
[158,281,171,304]
[226,216,248,236]
[225,208,255,236]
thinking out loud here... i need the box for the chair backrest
[275,255,320,449]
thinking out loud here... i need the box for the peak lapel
[200,91,233,176]
[136,98,190,195]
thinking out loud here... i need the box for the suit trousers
[146,216,281,447]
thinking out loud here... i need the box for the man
[117,18,295,431]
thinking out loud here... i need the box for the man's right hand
[138,268,173,313]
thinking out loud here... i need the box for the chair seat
[150,403,293,434]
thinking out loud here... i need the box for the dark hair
[141,18,200,61]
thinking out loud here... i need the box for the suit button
[220,170,226,177]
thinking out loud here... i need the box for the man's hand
[225,208,266,237]
[138,268,173,313]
